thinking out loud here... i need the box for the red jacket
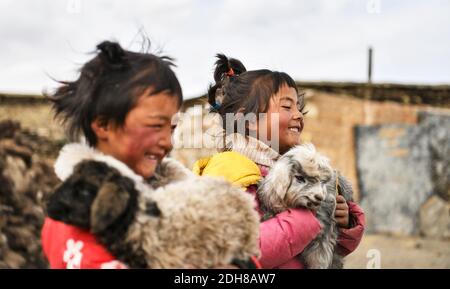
[41,218,127,269]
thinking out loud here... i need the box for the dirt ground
[344,234,450,269]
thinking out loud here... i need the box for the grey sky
[0,0,449,99]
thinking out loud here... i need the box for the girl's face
[261,84,304,154]
[94,91,179,179]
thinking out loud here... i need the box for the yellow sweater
[193,151,262,188]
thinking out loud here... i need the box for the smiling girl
[194,54,365,269]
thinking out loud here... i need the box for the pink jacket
[248,172,365,269]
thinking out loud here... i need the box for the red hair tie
[226,67,235,77]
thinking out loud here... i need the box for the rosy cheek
[124,127,160,157]
[139,127,160,145]
[278,113,291,131]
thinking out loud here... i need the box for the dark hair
[208,54,305,135]
[48,41,183,146]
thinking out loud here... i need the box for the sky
[0,0,449,99]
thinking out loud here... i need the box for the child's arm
[333,174,366,256]
[335,201,366,256]
[258,208,322,269]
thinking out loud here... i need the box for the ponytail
[97,41,127,68]
[208,54,246,112]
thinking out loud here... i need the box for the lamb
[46,144,260,269]
[257,143,353,269]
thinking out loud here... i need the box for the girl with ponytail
[194,54,365,269]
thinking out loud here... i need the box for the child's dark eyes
[146,124,164,130]
[145,124,177,132]
[282,104,308,116]
[282,105,306,114]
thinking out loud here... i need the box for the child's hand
[335,195,350,228]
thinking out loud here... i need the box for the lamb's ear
[337,174,354,202]
[90,181,130,234]
[258,158,292,213]
[46,182,71,221]
[316,154,333,183]
[47,181,87,228]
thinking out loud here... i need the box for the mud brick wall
[297,82,450,108]
[303,91,425,201]
[0,98,64,141]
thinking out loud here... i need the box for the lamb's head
[258,143,333,213]
[46,160,161,234]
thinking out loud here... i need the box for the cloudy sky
[1,0,449,99]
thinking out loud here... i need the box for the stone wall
[355,112,450,236]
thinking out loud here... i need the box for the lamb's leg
[301,239,335,269]
[329,253,344,269]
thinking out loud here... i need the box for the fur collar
[223,133,280,168]
[207,117,280,168]
[54,143,144,184]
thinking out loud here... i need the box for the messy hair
[48,41,183,146]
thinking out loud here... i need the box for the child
[42,41,183,269]
[193,54,365,269]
